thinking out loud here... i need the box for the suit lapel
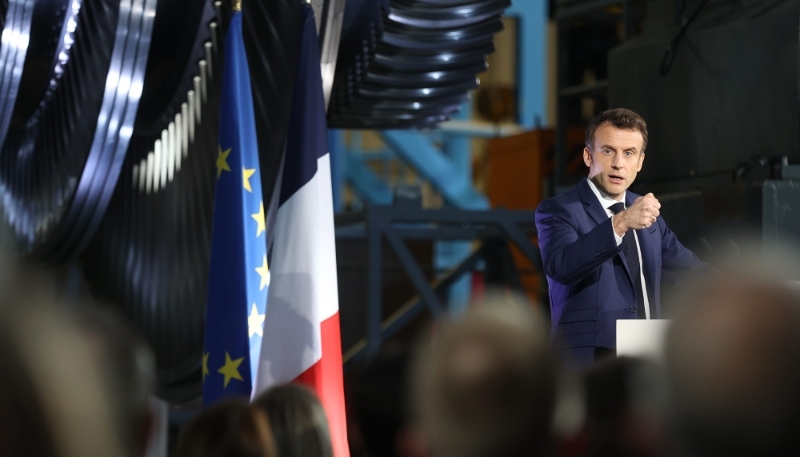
[578,178,611,226]
[580,178,636,286]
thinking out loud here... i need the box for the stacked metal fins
[0,0,228,402]
[81,0,225,403]
[0,0,156,259]
[328,0,509,129]
[0,0,33,148]
[0,0,317,402]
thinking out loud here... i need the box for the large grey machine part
[0,0,507,403]
[609,0,800,184]
[606,0,800,254]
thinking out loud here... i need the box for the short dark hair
[412,295,557,457]
[253,384,333,457]
[585,108,648,153]
[175,398,276,457]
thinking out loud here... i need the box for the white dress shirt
[586,179,651,319]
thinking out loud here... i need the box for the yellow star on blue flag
[202,9,269,407]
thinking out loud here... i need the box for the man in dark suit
[535,108,707,367]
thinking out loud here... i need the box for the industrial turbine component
[328,0,509,128]
[0,0,224,403]
[0,0,156,259]
[81,0,224,403]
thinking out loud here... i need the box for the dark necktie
[610,203,647,319]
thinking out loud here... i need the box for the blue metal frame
[345,152,393,205]
[436,104,474,311]
[506,0,549,129]
[335,206,543,364]
[379,130,489,209]
[330,2,550,310]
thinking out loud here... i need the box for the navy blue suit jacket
[535,178,706,363]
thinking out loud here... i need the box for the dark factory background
[0,0,799,454]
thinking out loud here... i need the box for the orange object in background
[486,128,586,307]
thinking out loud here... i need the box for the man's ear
[637,152,645,172]
[583,147,592,168]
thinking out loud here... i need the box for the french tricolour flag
[253,5,349,457]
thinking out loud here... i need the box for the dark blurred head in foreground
[253,383,333,457]
[0,269,125,457]
[411,294,557,457]
[666,270,800,457]
[74,306,156,457]
[176,397,276,457]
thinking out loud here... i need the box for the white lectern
[616,319,672,360]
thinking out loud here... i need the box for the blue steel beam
[438,103,474,312]
[345,152,393,205]
[380,130,489,210]
[506,0,548,128]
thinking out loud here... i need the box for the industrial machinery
[0,0,509,402]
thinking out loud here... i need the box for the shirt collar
[587,177,625,210]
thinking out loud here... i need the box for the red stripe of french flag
[294,312,347,457]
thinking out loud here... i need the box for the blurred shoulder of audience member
[73,305,157,457]
[584,356,667,457]
[0,271,126,457]
[175,398,276,457]
[666,269,800,457]
[253,383,333,457]
[410,292,558,457]
[352,343,411,457]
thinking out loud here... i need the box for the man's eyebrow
[600,144,639,153]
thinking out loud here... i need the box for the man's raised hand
[613,193,660,236]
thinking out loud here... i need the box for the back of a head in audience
[73,306,156,457]
[411,293,557,457]
[666,270,800,456]
[0,269,126,457]
[253,383,333,457]
[175,398,276,457]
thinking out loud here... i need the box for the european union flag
[202,8,268,406]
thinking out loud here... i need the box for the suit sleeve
[535,198,624,286]
[658,217,711,285]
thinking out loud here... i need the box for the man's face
[583,122,645,201]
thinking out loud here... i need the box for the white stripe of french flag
[254,154,349,457]
[255,154,347,457]
[252,7,348,456]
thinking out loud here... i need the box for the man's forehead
[593,124,644,150]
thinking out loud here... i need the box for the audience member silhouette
[584,356,667,457]
[175,398,276,457]
[666,271,800,457]
[0,274,125,457]
[410,295,558,457]
[74,306,157,457]
[253,383,334,457]
[352,343,412,457]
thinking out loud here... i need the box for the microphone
[697,238,718,263]
[727,239,745,261]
